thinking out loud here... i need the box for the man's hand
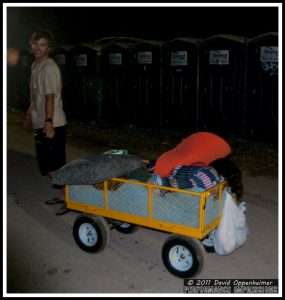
[43,121,55,138]
[23,113,32,129]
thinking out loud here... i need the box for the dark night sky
[6,5,279,49]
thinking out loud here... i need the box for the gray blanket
[52,154,144,185]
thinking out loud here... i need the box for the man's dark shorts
[34,126,66,176]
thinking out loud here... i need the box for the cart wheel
[115,222,138,234]
[73,214,111,253]
[202,230,215,252]
[162,235,205,278]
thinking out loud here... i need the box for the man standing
[23,30,68,215]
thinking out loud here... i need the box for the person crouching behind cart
[210,157,243,202]
[23,29,69,216]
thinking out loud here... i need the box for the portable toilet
[71,43,106,122]
[244,32,278,143]
[17,48,34,110]
[160,37,201,132]
[197,34,248,138]
[100,37,142,125]
[51,45,77,119]
[130,40,164,128]
[86,37,123,123]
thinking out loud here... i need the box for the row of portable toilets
[8,32,278,143]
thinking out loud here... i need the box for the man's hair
[30,30,56,51]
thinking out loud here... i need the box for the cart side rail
[66,178,226,239]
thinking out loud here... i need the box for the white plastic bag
[213,189,249,255]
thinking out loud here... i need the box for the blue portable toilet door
[130,41,162,128]
[161,38,200,132]
[199,51,238,135]
[198,35,247,138]
[101,42,135,125]
[162,70,198,131]
[52,46,77,120]
[103,59,129,124]
[72,51,89,121]
[17,48,34,110]
[244,33,278,143]
[71,45,100,123]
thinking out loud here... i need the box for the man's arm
[43,93,55,138]
[23,106,32,129]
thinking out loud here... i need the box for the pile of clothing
[149,132,232,193]
[151,165,222,192]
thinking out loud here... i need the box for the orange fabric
[154,132,232,178]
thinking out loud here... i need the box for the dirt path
[5,109,280,295]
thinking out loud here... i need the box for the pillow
[153,132,231,178]
[52,154,143,185]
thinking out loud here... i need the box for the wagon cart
[65,164,226,278]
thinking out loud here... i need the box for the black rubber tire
[162,235,205,278]
[73,214,111,253]
[203,244,215,253]
[115,222,138,234]
[202,233,216,253]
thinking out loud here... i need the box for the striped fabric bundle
[169,165,222,190]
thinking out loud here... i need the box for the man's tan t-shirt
[30,58,67,129]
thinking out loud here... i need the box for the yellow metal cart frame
[66,177,226,278]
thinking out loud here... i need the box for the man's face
[31,38,51,62]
